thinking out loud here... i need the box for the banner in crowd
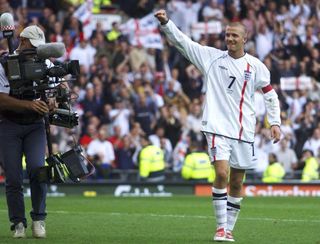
[91,14,122,31]
[280,76,313,90]
[73,1,122,40]
[73,0,95,40]
[120,13,163,49]
[191,21,222,41]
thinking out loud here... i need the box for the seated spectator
[138,135,165,182]
[262,153,286,183]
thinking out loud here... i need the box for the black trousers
[0,119,47,228]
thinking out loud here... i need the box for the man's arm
[260,85,281,143]
[154,10,222,75]
[254,61,281,143]
[0,61,49,115]
[0,93,49,115]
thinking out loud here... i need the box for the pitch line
[0,209,318,223]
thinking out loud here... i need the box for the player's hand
[270,125,281,144]
[154,9,169,25]
[27,100,49,115]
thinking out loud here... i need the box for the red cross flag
[121,13,163,50]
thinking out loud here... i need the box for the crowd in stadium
[0,0,319,182]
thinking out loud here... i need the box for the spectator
[79,123,98,149]
[106,21,121,42]
[109,98,131,137]
[302,127,320,157]
[262,153,286,183]
[184,99,203,140]
[138,135,165,182]
[299,149,319,182]
[274,138,298,179]
[202,0,223,22]
[172,132,191,172]
[149,125,172,157]
[108,125,125,151]
[181,141,215,182]
[134,92,156,136]
[80,83,101,127]
[158,105,182,148]
[87,126,115,179]
[115,135,136,170]
[69,36,96,73]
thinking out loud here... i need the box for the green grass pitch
[0,196,319,244]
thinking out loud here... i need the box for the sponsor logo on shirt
[202,121,207,125]
[244,70,251,81]
[211,146,217,157]
[219,65,228,70]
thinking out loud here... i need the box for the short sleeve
[0,64,9,94]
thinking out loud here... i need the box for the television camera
[0,13,93,183]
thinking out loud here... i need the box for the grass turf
[0,196,319,244]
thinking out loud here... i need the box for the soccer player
[154,10,281,242]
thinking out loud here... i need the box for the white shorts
[204,133,255,170]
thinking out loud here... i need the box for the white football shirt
[161,20,280,143]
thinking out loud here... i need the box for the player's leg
[212,160,229,241]
[204,133,231,241]
[213,160,229,230]
[228,167,245,231]
[226,141,253,241]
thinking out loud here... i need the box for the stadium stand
[0,0,319,183]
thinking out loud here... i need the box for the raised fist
[154,10,169,25]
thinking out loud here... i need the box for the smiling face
[225,23,247,58]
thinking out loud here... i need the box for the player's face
[225,26,246,54]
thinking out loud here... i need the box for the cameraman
[0,25,49,238]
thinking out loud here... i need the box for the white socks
[212,187,242,231]
[227,195,242,231]
[212,187,227,229]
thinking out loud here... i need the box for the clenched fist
[154,9,169,25]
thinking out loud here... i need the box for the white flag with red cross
[121,13,163,49]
